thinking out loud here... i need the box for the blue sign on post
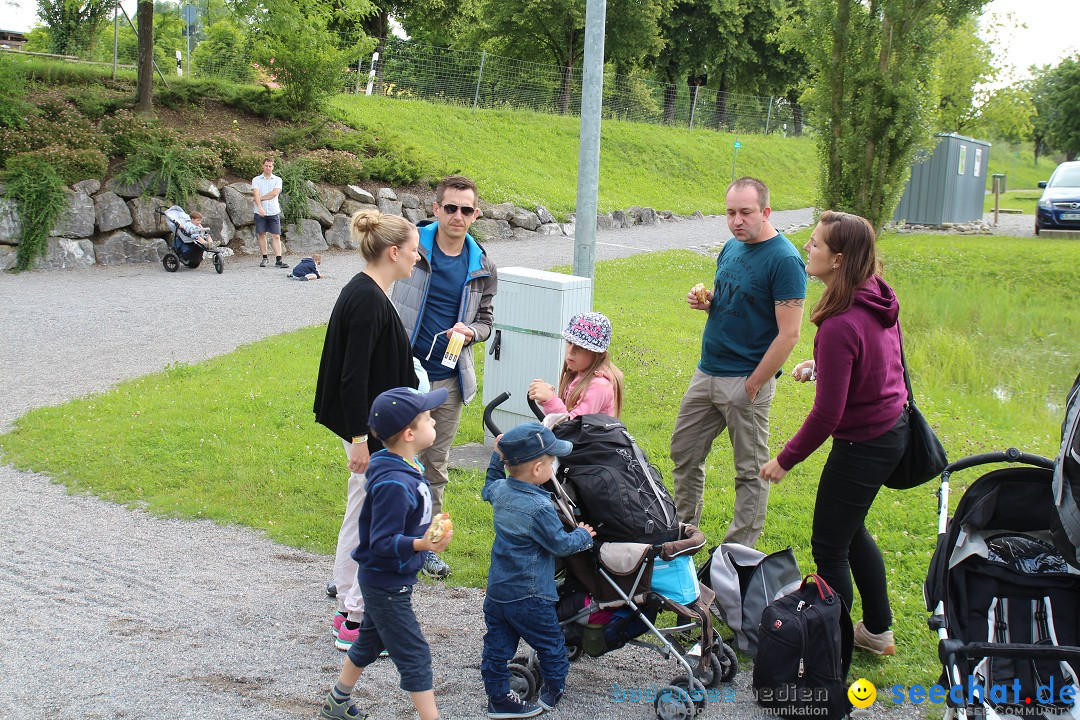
[182,4,197,23]
[733,141,742,149]
[731,139,741,181]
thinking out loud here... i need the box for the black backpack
[552,413,680,544]
[752,574,853,720]
[1052,372,1080,568]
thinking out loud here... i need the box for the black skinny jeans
[811,409,908,634]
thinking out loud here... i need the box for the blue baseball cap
[499,421,573,465]
[369,386,448,439]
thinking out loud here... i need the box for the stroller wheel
[507,662,536,701]
[214,253,224,274]
[162,253,179,272]
[655,683,697,720]
[717,643,738,682]
[565,643,582,662]
[688,652,724,689]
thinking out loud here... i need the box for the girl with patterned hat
[528,311,625,418]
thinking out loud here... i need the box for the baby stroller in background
[484,392,738,720]
[924,447,1080,720]
[159,205,224,274]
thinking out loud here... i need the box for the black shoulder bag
[883,326,948,490]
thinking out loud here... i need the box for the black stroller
[484,392,738,720]
[924,447,1080,720]
[159,205,224,274]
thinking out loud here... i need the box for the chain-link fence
[362,37,808,136]
[16,13,808,136]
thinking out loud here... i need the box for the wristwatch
[352,434,368,444]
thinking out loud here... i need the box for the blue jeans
[481,596,568,698]
[347,583,432,692]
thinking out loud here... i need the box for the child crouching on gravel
[291,253,323,280]
[319,386,453,720]
[481,422,596,718]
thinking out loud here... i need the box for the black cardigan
[313,272,417,450]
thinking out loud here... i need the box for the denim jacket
[483,452,594,602]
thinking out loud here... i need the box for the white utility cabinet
[482,267,592,444]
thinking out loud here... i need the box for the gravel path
[1,209,927,720]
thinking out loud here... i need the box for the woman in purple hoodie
[759,211,908,657]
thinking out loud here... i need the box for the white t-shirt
[252,173,282,216]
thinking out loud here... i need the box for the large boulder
[319,187,345,213]
[341,200,378,216]
[512,227,537,240]
[596,213,614,231]
[377,187,397,201]
[0,197,20,244]
[233,226,259,254]
[403,207,427,224]
[325,215,358,250]
[94,191,133,233]
[105,173,162,199]
[223,183,254,227]
[284,219,328,253]
[610,209,629,229]
[510,208,541,231]
[399,192,420,209]
[486,203,515,221]
[377,197,402,217]
[195,178,221,200]
[536,223,563,236]
[306,198,335,229]
[34,238,95,270]
[344,185,376,204]
[190,196,234,245]
[0,244,15,271]
[471,218,513,241]
[73,179,101,195]
[50,190,96,238]
[95,230,168,265]
[127,196,170,237]
[631,206,658,226]
[536,206,557,225]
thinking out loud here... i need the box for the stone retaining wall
[0,176,704,271]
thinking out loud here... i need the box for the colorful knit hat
[562,311,612,353]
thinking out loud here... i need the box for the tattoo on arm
[775,298,805,308]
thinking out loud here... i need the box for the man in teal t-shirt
[671,177,806,546]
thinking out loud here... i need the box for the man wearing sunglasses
[392,174,498,580]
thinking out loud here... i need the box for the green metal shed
[893,133,991,225]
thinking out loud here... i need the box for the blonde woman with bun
[314,210,421,652]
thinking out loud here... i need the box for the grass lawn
[3,233,1078,694]
[330,95,819,217]
[986,146,1062,191]
[983,190,1042,215]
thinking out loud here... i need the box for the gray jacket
[391,222,497,405]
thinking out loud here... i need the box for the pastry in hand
[691,283,710,304]
[427,512,452,543]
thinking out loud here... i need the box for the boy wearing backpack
[481,422,596,718]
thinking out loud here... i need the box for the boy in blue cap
[481,422,596,718]
[320,386,453,720]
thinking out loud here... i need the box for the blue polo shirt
[699,233,806,376]
[415,239,469,380]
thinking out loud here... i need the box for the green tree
[36,0,116,55]
[468,0,667,114]
[802,0,987,232]
[1037,54,1080,160]
[977,85,1034,145]
[935,14,996,133]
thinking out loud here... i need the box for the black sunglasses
[439,203,477,217]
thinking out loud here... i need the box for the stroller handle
[527,395,545,421]
[942,448,1054,480]
[483,392,511,436]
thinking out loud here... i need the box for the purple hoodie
[777,275,907,470]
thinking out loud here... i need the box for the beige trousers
[670,369,776,547]
[419,377,464,516]
[332,438,366,621]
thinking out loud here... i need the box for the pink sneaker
[332,613,347,639]
[335,623,359,651]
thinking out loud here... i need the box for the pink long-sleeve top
[540,371,617,418]
[777,276,907,470]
